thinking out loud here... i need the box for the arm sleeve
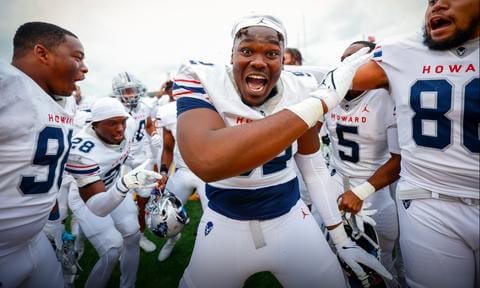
[386,105,400,154]
[294,150,342,226]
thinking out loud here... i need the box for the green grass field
[74,199,283,288]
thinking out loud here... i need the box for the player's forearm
[366,153,401,190]
[295,150,342,226]
[81,180,127,217]
[178,109,309,182]
[161,128,174,169]
[352,61,389,91]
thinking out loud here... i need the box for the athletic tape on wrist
[351,181,376,200]
[285,97,324,128]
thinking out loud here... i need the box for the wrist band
[160,164,169,174]
[351,181,376,200]
[285,97,324,128]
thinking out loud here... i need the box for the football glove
[311,47,372,111]
[329,224,392,282]
[120,159,163,190]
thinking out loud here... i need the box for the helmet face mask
[145,190,188,238]
[112,72,145,109]
[339,217,387,288]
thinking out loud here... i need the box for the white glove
[329,224,392,281]
[150,133,162,148]
[344,202,377,233]
[43,220,65,250]
[311,47,372,111]
[119,159,162,190]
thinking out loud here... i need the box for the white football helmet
[145,190,188,238]
[112,72,146,108]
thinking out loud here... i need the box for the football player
[112,71,160,253]
[154,92,208,262]
[0,22,87,287]
[65,97,164,287]
[175,14,391,288]
[325,40,401,281]
[351,0,479,287]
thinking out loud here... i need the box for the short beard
[423,17,479,50]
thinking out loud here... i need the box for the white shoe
[139,233,157,252]
[158,233,181,262]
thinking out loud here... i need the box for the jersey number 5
[19,127,73,195]
[410,78,479,153]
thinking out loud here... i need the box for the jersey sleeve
[65,154,101,187]
[155,104,176,129]
[173,62,218,116]
[373,35,414,83]
[386,106,400,154]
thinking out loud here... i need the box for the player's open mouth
[245,74,268,93]
[430,16,452,33]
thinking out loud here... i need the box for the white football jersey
[325,89,399,179]
[125,99,155,162]
[173,60,319,220]
[156,101,189,168]
[0,63,76,254]
[374,34,479,198]
[65,118,136,190]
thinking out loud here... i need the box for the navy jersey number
[19,127,73,195]
[135,119,146,142]
[336,124,359,163]
[71,137,95,153]
[410,78,479,153]
[241,146,293,176]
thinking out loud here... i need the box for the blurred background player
[352,0,479,287]
[325,40,401,283]
[0,22,87,287]
[284,47,303,65]
[112,71,161,253]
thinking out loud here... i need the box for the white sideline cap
[231,14,287,46]
[90,97,129,123]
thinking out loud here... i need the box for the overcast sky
[0,0,427,98]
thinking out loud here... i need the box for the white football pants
[397,179,479,288]
[0,232,64,288]
[180,200,346,288]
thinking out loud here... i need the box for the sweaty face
[424,0,480,50]
[93,116,127,145]
[47,35,88,96]
[231,26,283,106]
